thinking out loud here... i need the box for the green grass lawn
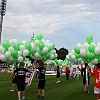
[0,73,96,100]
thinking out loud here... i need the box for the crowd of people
[1,60,100,100]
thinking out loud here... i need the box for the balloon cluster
[46,59,71,68]
[66,35,100,65]
[0,34,57,65]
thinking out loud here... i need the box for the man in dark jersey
[37,61,46,99]
[14,62,29,100]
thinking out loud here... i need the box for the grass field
[0,73,96,100]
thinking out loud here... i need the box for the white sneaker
[22,96,25,100]
[56,81,60,83]
[10,90,14,92]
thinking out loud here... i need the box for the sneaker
[38,95,41,99]
[22,96,25,100]
[10,90,14,92]
[56,81,60,83]
[42,96,45,99]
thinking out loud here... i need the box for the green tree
[55,47,69,60]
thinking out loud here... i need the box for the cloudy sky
[1,0,100,51]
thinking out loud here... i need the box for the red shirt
[66,66,69,74]
[90,68,100,88]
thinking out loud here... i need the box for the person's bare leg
[38,89,40,95]
[18,91,21,100]
[12,83,15,90]
[42,89,44,96]
[22,90,25,99]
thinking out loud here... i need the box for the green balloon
[25,42,31,50]
[74,47,80,54]
[88,53,95,60]
[2,40,10,50]
[29,49,36,56]
[38,41,44,50]
[13,44,20,51]
[6,60,13,65]
[86,35,93,44]
[74,53,81,59]
[37,34,43,40]
[88,44,95,53]
[46,52,50,59]
[40,51,44,56]
[11,50,18,58]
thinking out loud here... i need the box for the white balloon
[13,39,18,44]
[71,55,76,61]
[50,54,54,59]
[83,43,89,50]
[8,47,14,53]
[43,47,48,53]
[45,40,50,46]
[86,51,90,57]
[23,49,29,56]
[68,53,73,58]
[35,52,40,58]
[9,39,15,47]
[91,58,98,64]
[71,50,75,54]
[5,51,11,59]
[77,58,82,62]
[81,61,84,65]
[20,45,25,51]
[18,56,23,62]
[66,55,70,60]
[18,51,22,57]
[48,43,54,48]
[34,40,40,46]
[80,49,87,57]
[50,50,56,54]
[0,55,6,62]
[8,56,14,62]
[76,43,82,50]
[0,46,4,54]
[95,47,100,55]
[31,43,36,51]
[22,40,26,45]
[97,42,100,47]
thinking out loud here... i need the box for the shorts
[56,73,60,78]
[38,80,46,89]
[17,82,25,91]
[94,87,100,94]
[12,78,17,84]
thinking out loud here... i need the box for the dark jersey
[38,67,46,80]
[82,67,91,78]
[14,68,28,83]
[57,66,60,75]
